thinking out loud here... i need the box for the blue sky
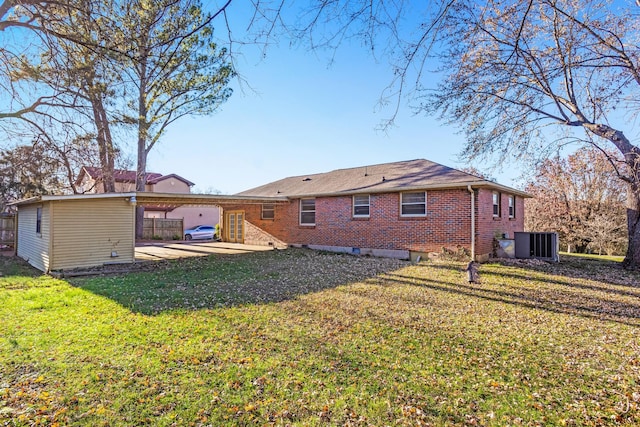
[148,2,519,194]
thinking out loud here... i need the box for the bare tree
[3,0,234,201]
[1,1,58,122]
[525,148,628,255]
[0,0,121,193]
[425,0,640,267]
[585,209,628,256]
[44,0,121,192]
[271,0,640,267]
[0,139,66,209]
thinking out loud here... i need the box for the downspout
[467,185,475,261]
[48,202,54,274]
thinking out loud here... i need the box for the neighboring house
[76,166,195,194]
[223,159,529,261]
[76,166,219,230]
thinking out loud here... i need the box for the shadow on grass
[505,255,640,289]
[0,255,42,278]
[6,247,638,327]
[382,268,640,327]
[68,249,411,315]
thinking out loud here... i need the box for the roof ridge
[269,159,434,181]
[325,158,428,173]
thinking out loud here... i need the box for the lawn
[561,252,626,263]
[1,249,639,426]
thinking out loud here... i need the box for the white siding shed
[15,194,136,272]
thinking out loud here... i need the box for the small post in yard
[465,260,478,283]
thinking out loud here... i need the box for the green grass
[561,252,626,263]
[1,249,639,426]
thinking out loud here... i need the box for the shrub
[438,246,471,262]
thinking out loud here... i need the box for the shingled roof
[237,159,529,198]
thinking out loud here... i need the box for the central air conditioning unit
[514,232,559,262]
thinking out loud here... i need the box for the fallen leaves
[2,250,640,425]
[0,371,71,426]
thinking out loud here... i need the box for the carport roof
[133,192,289,208]
[9,192,289,208]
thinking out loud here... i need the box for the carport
[12,192,289,272]
[134,192,290,246]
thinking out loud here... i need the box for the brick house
[222,159,529,261]
[11,159,528,272]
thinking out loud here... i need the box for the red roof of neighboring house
[77,166,194,187]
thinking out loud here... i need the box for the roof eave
[134,192,290,204]
[474,181,532,198]
[7,196,42,207]
[9,192,292,208]
[8,192,138,207]
[280,181,531,199]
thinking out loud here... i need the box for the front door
[224,211,244,243]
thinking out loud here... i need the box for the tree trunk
[91,96,116,193]
[99,100,116,192]
[134,56,149,240]
[583,123,640,268]
[623,186,640,268]
[134,140,146,240]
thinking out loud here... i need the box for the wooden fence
[142,218,183,240]
[0,213,15,249]
[0,214,16,249]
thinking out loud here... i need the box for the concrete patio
[135,241,274,261]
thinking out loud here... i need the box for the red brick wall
[243,220,288,248]
[475,188,525,256]
[223,188,524,258]
[223,189,469,253]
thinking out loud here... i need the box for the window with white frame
[353,194,370,217]
[492,191,501,217]
[262,203,275,220]
[400,192,426,217]
[299,198,316,225]
[508,195,515,218]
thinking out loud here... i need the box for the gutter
[8,193,138,207]
[275,180,532,200]
[467,185,475,260]
[8,192,291,208]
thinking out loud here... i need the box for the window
[353,194,370,217]
[262,203,275,220]
[508,195,516,218]
[401,192,426,217]
[492,192,501,217]
[36,207,42,234]
[300,198,316,225]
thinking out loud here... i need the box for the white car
[184,225,216,240]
